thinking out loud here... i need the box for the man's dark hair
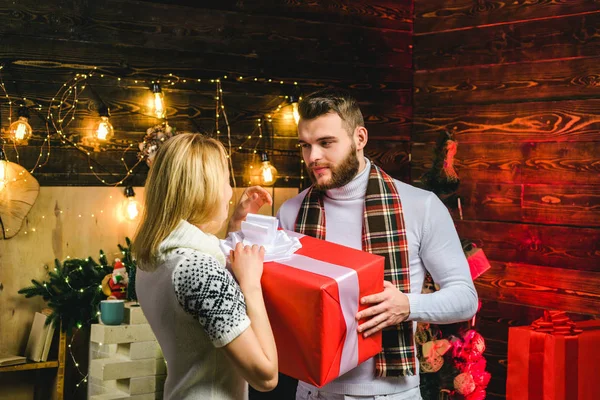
[298,88,364,135]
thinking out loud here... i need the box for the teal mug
[100,299,125,325]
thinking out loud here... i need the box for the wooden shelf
[0,360,59,372]
[0,322,65,399]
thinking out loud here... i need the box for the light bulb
[122,186,142,221]
[124,197,142,221]
[150,84,166,119]
[95,116,114,141]
[292,102,300,125]
[9,116,32,143]
[258,152,278,186]
[0,159,7,191]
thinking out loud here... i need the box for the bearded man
[272,88,478,400]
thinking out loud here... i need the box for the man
[275,88,478,400]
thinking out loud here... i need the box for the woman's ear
[354,126,368,151]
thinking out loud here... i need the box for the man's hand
[227,186,273,233]
[355,280,410,338]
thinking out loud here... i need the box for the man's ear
[354,126,368,151]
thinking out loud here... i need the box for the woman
[133,133,278,399]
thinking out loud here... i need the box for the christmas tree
[18,238,137,334]
[418,131,491,400]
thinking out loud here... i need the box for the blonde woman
[133,133,278,399]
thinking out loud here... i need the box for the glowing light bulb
[259,152,278,186]
[150,84,166,119]
[95,116,114,141]
[9,112,33,143]
[0,150,8,191]
[122,186,142,222]
[292,102,300,125]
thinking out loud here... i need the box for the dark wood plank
[455,220,600,271]
[138,0,413,30]
[521,141,600,185]
[0,34,412,85]
[365,140,411,182]
[413,99,600,143]
[411,142,600,185]
[449,182,522,223]
[475,261,600,316]
[362,105,412,141]
[522,184,600,227]
[440,182,600,227]
[414,0,600,34]
[3,63,414,98]
[414,56,600,105]
[0,83,409,148]
[411,142,521,184]
[0,143,305,187]
[415,11,600,69]
[0,0,412,69]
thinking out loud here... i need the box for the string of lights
[1,63,308,190]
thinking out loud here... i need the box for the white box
[90,357,166,381]
[91,324,156,345]
[117,341,163,360]
[124,303,148,325]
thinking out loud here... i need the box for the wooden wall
[0,186,297,399]
[0,0,413,187]
[413,1,600,398]
[0,1,413,398]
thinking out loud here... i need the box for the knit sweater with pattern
[136,220,251,400]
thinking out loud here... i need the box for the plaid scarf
[295,163,416,377]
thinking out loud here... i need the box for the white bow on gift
[220,214,302,261]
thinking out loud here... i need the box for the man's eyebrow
[316,136,338,141]
[298,136,338,144]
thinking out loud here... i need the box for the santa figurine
[102,258,129,300]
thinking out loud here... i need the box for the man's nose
[306,146,323,165]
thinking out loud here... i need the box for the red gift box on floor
[507,311,600,400]
[261,231,384,388]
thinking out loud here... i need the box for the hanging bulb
[0,149,8,191]
[259,152,278,186]
[292,102,300,125]
[288,94,301,125]
[95,105,114,141]
[150,83,166,119]
[9,107,32,143]
[122,186,142,222]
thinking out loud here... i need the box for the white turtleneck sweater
[136,220,251,400]
[277,158,478,397]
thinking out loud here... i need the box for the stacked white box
[89,302,165,400]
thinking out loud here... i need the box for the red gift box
[465,246,491,280]
[507,311,600,400]
[261,231,384,387]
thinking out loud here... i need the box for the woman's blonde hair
[133,133,228,270]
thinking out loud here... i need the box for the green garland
[18,238,136,334]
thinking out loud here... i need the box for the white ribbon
[221,216,361,376]
[220,214,302,262]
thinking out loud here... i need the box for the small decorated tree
[417,132,491,399]
[18,238,137,333]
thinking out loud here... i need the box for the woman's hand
[224,241,277,392]
[229,242,265,289]
[227,186,273,233]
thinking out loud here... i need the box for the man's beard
[308,144,360,191]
